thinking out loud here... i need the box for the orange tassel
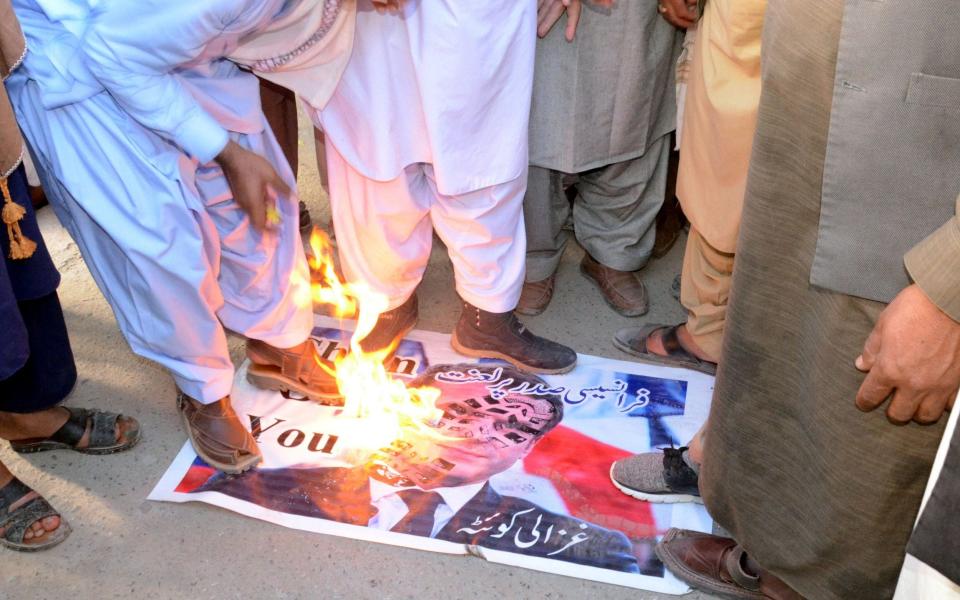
[1,176,36,260]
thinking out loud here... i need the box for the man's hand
[537,0,615,42]
[216,140,290,233]
[855,284,960,424]
[658,0,697,29]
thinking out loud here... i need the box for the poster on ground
[150,316,714,594]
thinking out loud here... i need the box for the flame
[293,228,444,458]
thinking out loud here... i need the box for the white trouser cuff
[177,371,234,405]
[457,285,523,315]
[246,309,314,351]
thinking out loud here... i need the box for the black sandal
[613,323,718,376]
[0,478,71,551]
[9,407,141,455]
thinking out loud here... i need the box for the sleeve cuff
[905,197,960,322]
[169,109,230,164]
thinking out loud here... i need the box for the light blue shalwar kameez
[6,0,314,403]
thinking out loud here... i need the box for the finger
[670,0,697,24]
[855,326,882,371]
[913,393,950,425]
[885,388,923,425]
[662,4,694,28]
[248,185,267,233]
[565,1,582,41]
[663,13,693,28]
[538,4,565,37]
[855,368,894,412]
[271,171,292,199]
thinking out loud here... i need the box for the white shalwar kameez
[7,0,318,403]
[312,0,536,313]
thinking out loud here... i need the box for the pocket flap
[906,73,960,110]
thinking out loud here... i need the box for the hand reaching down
[215,140,290,233]
[855,284,960,424]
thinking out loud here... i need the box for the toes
[19,516,60,543]
[117,415,140,442]
[41,515,60,532]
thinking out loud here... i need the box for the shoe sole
[10,433,141,456]
[450,331,577,375]
[579,264,649,318]
[608,464,703,504]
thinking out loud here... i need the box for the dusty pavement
[1,117,720,600]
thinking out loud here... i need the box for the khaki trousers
[675,0,764,363]
[680,227,734,362]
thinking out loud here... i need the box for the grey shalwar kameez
[523,3,682,280]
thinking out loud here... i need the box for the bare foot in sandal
[644,324,715,363]
[0,407,140,454]
[0,462,70,551]
[613,323,718,375]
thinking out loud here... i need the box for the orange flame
[293,228,444,457]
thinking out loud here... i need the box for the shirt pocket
[906,73,960,111]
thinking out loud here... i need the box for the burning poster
[150,318,714,594]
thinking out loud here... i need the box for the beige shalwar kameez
[675,0,765,361]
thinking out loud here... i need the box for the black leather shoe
[357,293,419,354]
[450,300,577,374]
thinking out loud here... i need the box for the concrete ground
[1,118,719,600]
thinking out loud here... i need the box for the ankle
[681,448,701,475]
[676,325,717,363]
[0,409,60,440]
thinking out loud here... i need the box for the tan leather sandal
[177,393,261,474]
[245,339,342,405]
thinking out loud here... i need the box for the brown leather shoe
[357,293,418,354]
[177,393,262,474]
[246,339,342,405]
[515,274,555,316]
[579,253,649,317]
[655,529,805,600]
